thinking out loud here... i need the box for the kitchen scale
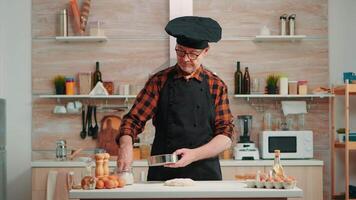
[233,115,260,160]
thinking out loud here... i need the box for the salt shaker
[288,14,296,35]
[280,14,288,35]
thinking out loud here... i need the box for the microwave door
[267,136,298,159]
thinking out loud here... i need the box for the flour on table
[164,178,196,186]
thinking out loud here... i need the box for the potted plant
[337,128,346,143]
[265,74,280,94]
[53,75,66,94]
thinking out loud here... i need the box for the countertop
[31,159,323,168]
[69,181,303,199]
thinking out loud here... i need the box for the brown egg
[108,175,118,180]
[104,179,115,189]
[96,179,105,189]
[113,179,119,188]
[117,178,126,188]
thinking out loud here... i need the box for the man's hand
[164,148,198,168]
[116,135,133,172]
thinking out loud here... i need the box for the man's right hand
[116,135,133,172]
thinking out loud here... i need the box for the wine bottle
[93,61,102,88]
[234,61,243,94]
[243,67,251,94]
[272,150,284,179]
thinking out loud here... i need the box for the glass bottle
[272,150,284,178]
[92,61,102,88]
[234,61,243,94]
[243,67,251,94]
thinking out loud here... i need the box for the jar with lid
[56,139,67,161]
[117,168,134,185]
[297,80,308,95]
[65,77,76,95]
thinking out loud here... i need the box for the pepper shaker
[58,9,68,37]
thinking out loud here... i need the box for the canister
[288,14,296,35]
[280,14,288,35]
[279,76,288,95]
[58,9,68,37]
[288,81,298,95]
[65,77,75,95]
[297,80,308,95]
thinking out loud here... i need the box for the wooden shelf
[254,35,306,42]
[334,142,356,150]
[55,36,108,42]
[35,94,136,99]
[233,94,333,98]
[334,84,356,95]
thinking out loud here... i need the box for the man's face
[175,44,209,74]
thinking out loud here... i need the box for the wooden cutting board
[97,115,121,156]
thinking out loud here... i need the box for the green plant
[53,75,65,87]
[266,74,280,87]
[337,128,345,134]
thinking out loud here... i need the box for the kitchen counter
[69,181,303,200]
[31,159,323,168]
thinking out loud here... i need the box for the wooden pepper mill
[103,153,110,176]
[95,153,105,177]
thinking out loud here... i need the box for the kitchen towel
[54,171,69,200]
[281,101,307,116]
[46,170,58,200]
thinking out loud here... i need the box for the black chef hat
[165,16,222,49]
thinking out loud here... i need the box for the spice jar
[297,80,308,95]
[65,77,75,95]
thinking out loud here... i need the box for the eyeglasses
[175,48,203,60]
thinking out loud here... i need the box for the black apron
[147,68,222,181]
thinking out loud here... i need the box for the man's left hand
[164,148,198,168]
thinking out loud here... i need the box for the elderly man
[116,16,234,181]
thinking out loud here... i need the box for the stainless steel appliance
[0,98,6,200]
[233,115,260,160]
[259,130,313,159]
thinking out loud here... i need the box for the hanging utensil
[80,108,86,139]
[92,106,99,139]
[87,105,93,137]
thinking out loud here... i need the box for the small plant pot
[338,134,345,143]
[55,85,66,95]
[266,86,278,94]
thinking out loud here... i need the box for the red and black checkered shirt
[117,65,233,143]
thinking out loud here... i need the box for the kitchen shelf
[34,94,137,103]
[254,35,306,42]
[334,142,356,150]
[55,36,108,42]
[36,94,136,99]
[331,83,356,200]
[233,94,333,98]
[333,84,356,95]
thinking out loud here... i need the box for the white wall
[1,1,32,200]
[329,0,356,193]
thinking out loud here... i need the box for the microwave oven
[259,130,313,159]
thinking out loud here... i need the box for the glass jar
[288,81,298,95]
[297,80,308,95]
[117,168,134,185]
